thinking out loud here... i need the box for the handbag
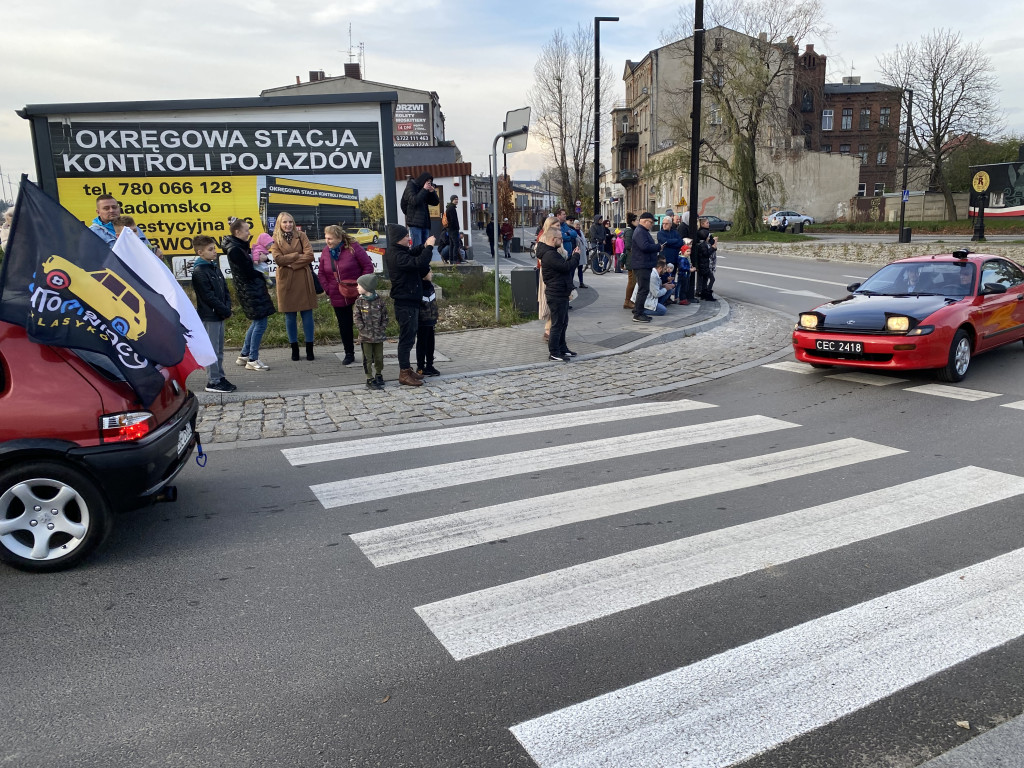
[310,264,325,294]
[331,251,360,301]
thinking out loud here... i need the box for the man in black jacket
[401,172,439,247]
[444,195,462,263]
[630,212,661,322]
[383,224,434,386]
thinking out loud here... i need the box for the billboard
[22,95,397,260]
[968,161,1024,218]
[394,102,431,147]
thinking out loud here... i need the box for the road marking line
[312,415,797,510]
[1000,400,1024,411]
[737,280,831,299]
[762,361,816,374]
[827,371,908,386]
[511,545,1024,768]
[282,400,716,466]
[716,264,848,287]
[906,384,1000,401]
[420,465,1015,658]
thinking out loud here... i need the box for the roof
[824,82,901,95]
[18,92,398,117]
[395,163,472,181]
[262,75,437,101]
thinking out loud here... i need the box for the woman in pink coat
[319,225,374,365]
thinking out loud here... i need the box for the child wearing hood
[250,231,275,284]
[353,273,388,390]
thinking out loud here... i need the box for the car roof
[896,252,1001,266]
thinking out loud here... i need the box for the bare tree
[527,24,614,216]
[645,0,828,233]
[878,29,1001,220]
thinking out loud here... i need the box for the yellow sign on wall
[972,171,991,194]
[57,176,264,256]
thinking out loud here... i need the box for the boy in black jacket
[383,224,433,387]
[191,235,235,393]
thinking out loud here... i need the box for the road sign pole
[898,89,913,243]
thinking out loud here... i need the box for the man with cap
[383,223,434,386]
[630,212,660,323]
[500,218,514,259]
[445,195,462,263]
[400,172,439,248]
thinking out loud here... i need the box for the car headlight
[798,313,819,329]
[907,325,934,336]
[886,316,911,332]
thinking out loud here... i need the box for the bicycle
[589,247,614,275]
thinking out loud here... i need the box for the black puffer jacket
[384,227,433,307]
[401,173,439,229]
[539,241,579,299]
[693,226,714,271]
[191,259,232,321]
[223,235,276,320]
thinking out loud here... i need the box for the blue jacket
[657,228,684,262]
[90,217,155,249]
[631,225,660,270]
[560,221,578,256]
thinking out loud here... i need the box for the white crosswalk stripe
[417,465,1023,660]
[906,383,1001,401]
[826,371,907,385]
[510,546,1024,768]
[762,361,817,374]
[281,399,716,466]
[310,414,796,509]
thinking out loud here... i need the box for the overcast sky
[2,0,1022,201]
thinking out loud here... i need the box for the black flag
[0,179,187,406]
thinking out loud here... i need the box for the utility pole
[688,0,704,230]
[594,16,619,222]
[898,89,913,243]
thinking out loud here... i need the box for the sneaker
[205,380,233,393]
[219,377,237,392]
[679,299,690,305]
[563,349,578,357]
[235,355,249,366]
[245,359,270,371]
[549,354,569,362]
[375,374,385,387]
[341,353,355,366]
[422,364,441,376]
[366,379,380,390]
[632,315,652,323]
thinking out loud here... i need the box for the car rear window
[71,349,127,382]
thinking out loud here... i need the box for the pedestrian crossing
[288,398,1024,767]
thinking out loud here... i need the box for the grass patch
[182,267,532,348]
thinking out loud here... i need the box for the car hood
[815,294,952,331]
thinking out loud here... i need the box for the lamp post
[688,0,704,231]
[594,16,619,222]
[898,89,913,243]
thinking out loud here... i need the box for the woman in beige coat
[270,211,318,360]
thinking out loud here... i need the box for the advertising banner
[393,103,430,147]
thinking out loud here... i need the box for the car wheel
[724,224,731,231]
[0,462,112,572]
[372,235,378,244]
[110,317,130,336]
[809,363,834,369]
[46,269,71,290]
[938,329,972,382]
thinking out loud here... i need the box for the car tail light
[100,411,155,443]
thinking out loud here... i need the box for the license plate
[815,339,863,354]
[176,423,194,455]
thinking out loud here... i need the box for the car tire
[0,462,112,572]
[724,224,731,231]
[372,235,378,244]
[938,329,971,383]
[46,269,70,290]
[111,317,130,336]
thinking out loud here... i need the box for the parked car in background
[792,250,1024,382]
[0,320,198,572]
[704,215,733,232]
[346,227,380,245]
[768,210,814,228]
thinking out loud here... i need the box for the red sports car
[792,250,1024,381]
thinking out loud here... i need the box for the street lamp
[688,0,704,231]
[594,16,618,223]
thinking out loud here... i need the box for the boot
[290,342,300,361]
[411,368,424,380]
[305,342,315,361]
[375,373,385,388]
[398,368,423,387]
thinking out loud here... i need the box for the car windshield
[857,262,976,298]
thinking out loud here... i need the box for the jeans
[410,226,431,248]
[652,301,668,316]
[241,317,268,361]
[546,294,569,355]
[333,304,355,355]
[447,229,462,261]
[284,309,314,343]
[503,238,511,257]
[632,268,651,317]
[696,269,712,299]
[202,319,225,384]
[679,270,694,301]
[394,303,418,369]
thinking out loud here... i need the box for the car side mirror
[980,282,1008,295]
[846,282,861,292]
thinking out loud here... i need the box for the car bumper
[792,329,951,371]
[69,393,199,510]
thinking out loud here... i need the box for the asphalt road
[6,251,1024,767]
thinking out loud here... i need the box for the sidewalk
[191,261,796,446]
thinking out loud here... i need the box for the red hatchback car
[0,319,198,572]
[793,250,1024,381]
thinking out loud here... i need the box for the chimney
[295,75,300,84]
[758,32,767,42]
[309,70,325,82]
[804,44,815,55]
[842,76,861,85]
[344,63,362,80]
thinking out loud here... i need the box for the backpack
[441,207,449,228]
[400,183,412,214]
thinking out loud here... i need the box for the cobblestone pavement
[197,300,793,447]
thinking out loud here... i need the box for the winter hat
[357,273,378,293]
[639,212,655,221]
[387,223,409,245]
[415,172,433,185]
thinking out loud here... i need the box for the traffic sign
[502,107,531,154]
[901,189,910,203]
[972,171,991,193]
[575,200,582,206]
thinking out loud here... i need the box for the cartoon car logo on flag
[42,255,148,340]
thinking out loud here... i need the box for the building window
[801,90,813,112]
[857,183,867,197]
[840,143,851,155]
[821,109,834,131]
[858,144,868,164]
[841,108,852,130]
[874,183,886,196]
[880,107,891,128]
[859,108,871,130]
[877,144,888,165]
[822,144,832,154]
[709,103,722,125]
[711,65,725,87]
[714,37,723,51]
